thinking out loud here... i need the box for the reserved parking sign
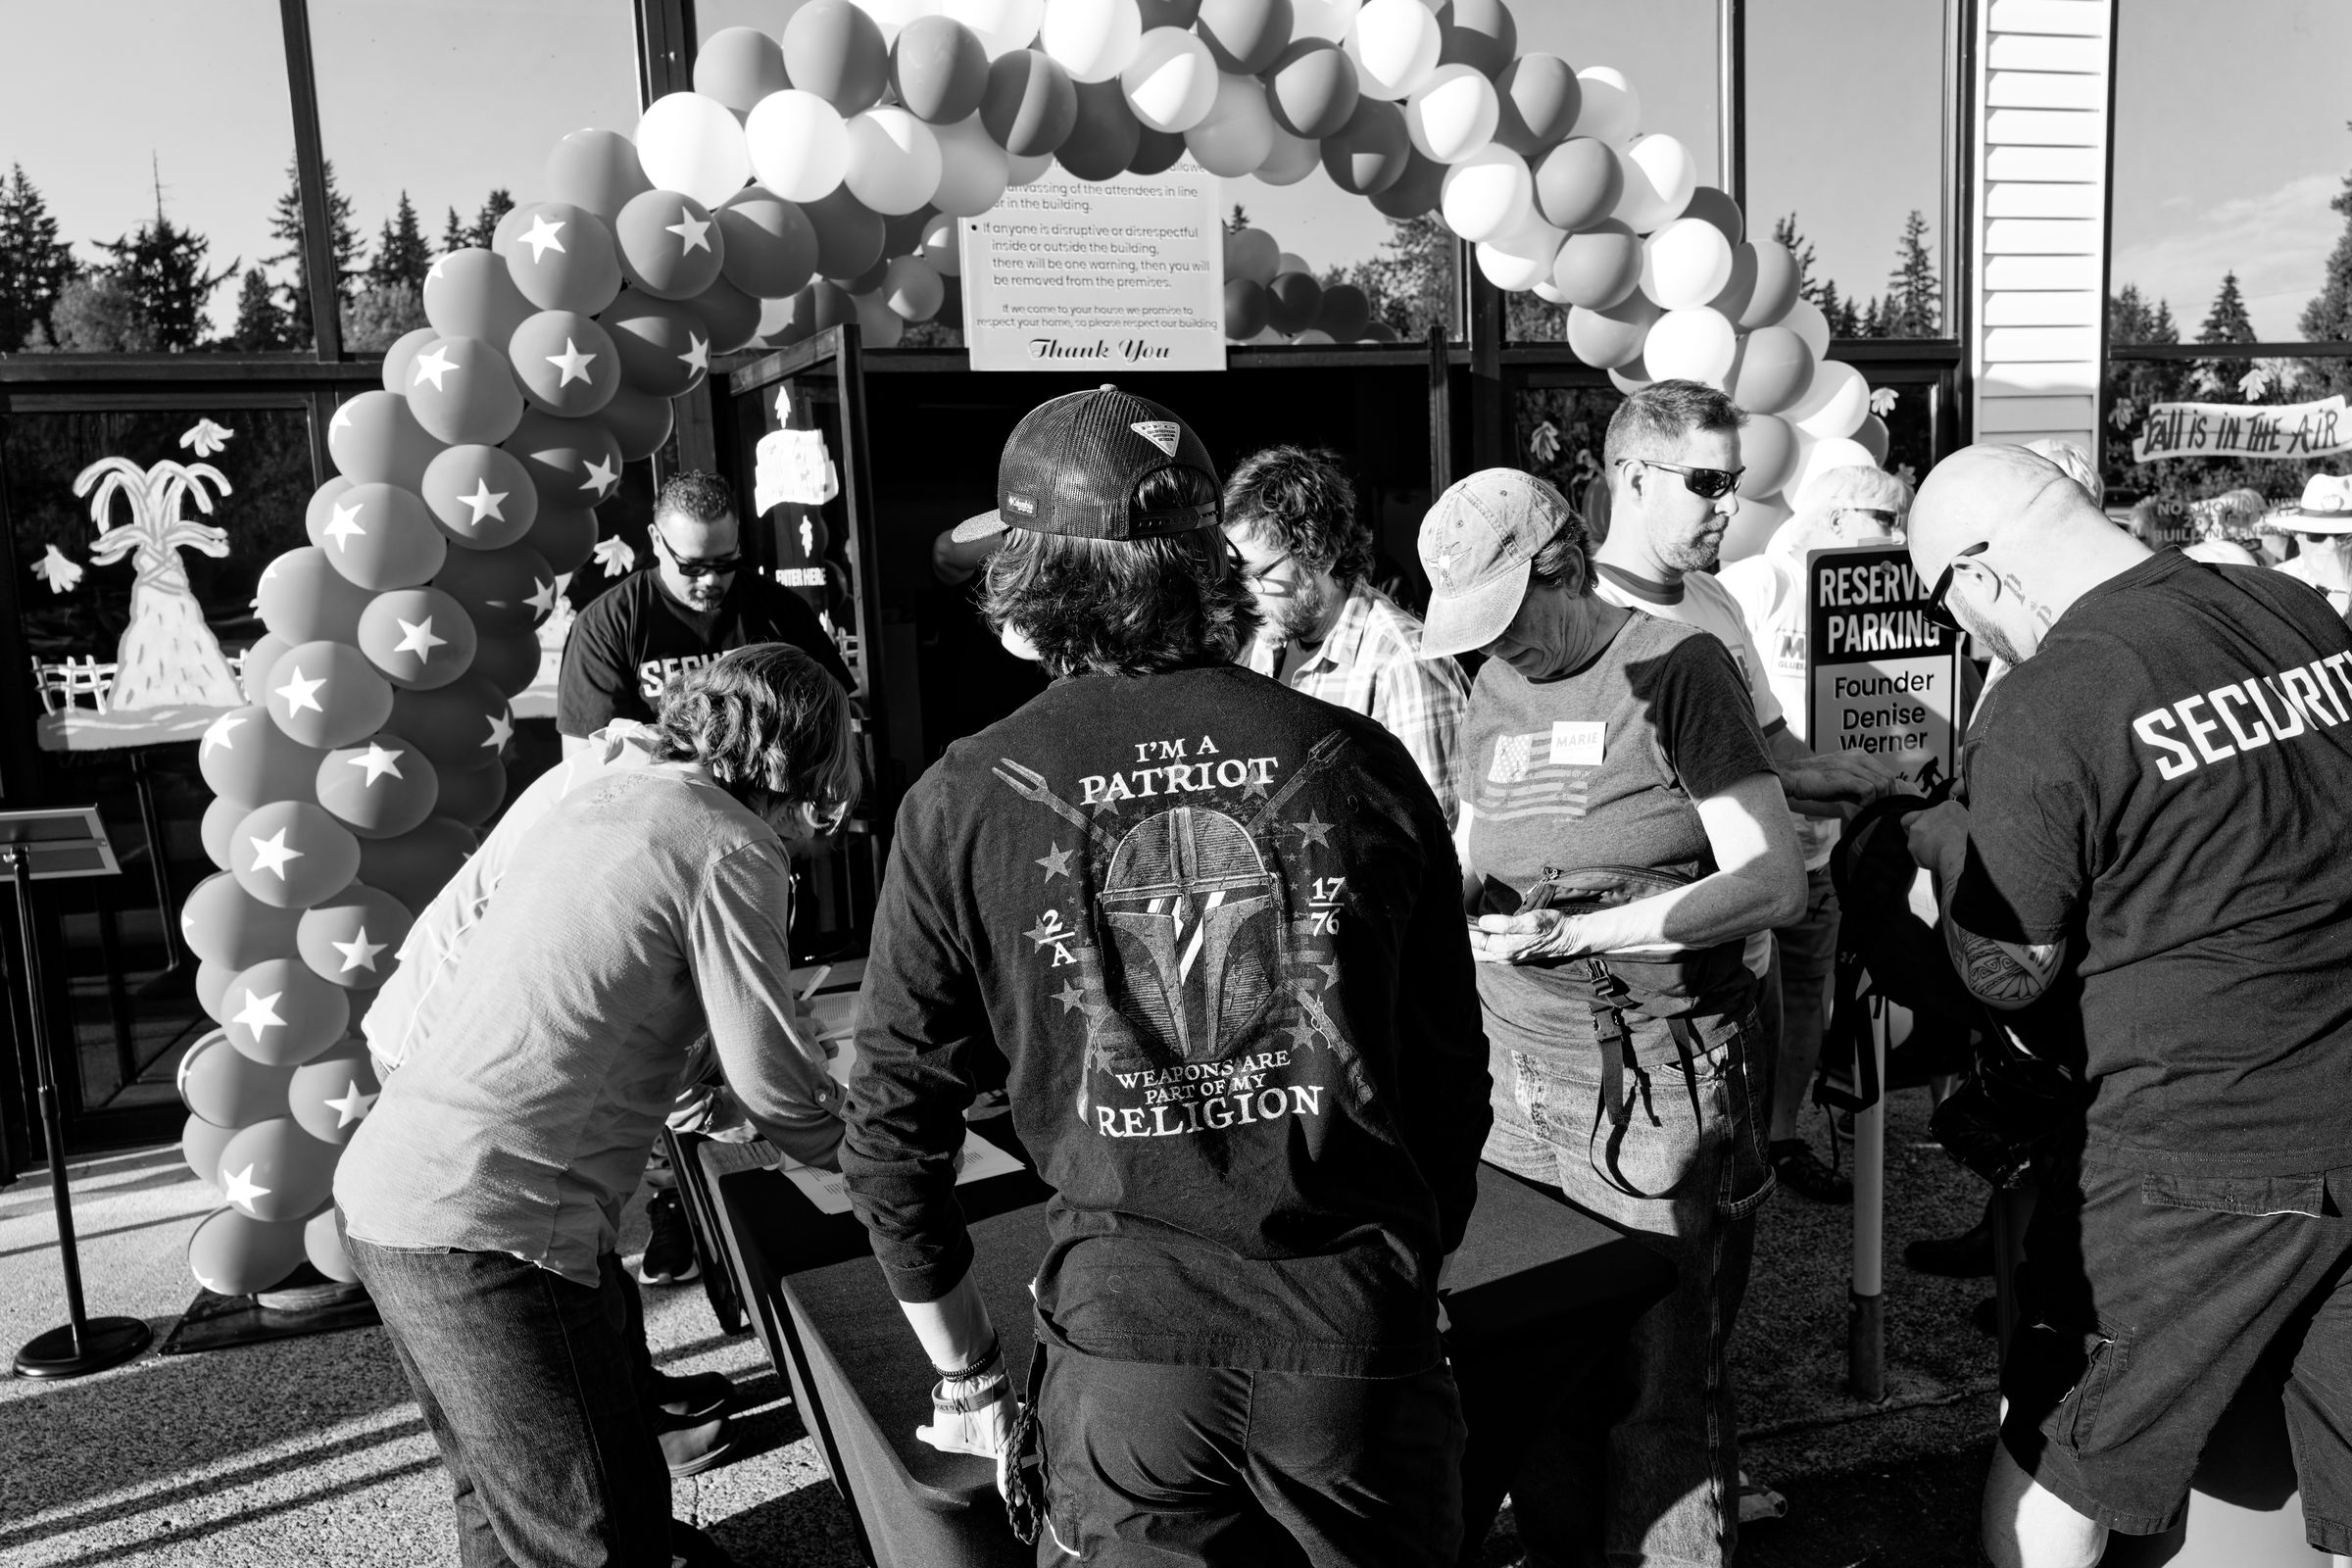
[1804,545,1964,788]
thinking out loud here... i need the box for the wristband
[930,1337,1007,1412]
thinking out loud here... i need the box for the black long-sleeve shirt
[841,662,1491,1378]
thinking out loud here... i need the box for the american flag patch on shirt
[1489,732,1535,783]
[1480,731,1595,822]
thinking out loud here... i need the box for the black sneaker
[1901,1221,1993,1278]
[638,1191,701,1286]
[1768,1140,1852,1203]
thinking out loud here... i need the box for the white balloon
[1277,250,1312,276]
[844,108,944,216]
[1642,306,1738,386]
[1608,361,1653,395]
[943,0,1046,56]
[860,0,941,47]
[636,91,753,209]
[1533,278,1569,306]
[1346,0,1443,101]
[1782,296,1831,360]
[1614,134,1696,233]
[1123,27,1220,132]
[883,255,946,320]
[1642,217,1735,311]
[1293,0,1362,41]
[1572,67,1641,144]
[852,286,906,347]
[920,212,963,275]
[1043,0,1144,84]
[1476,219,1565,292]
[1255,124,1321,185]
[1788,359,1870,439]
[1440,145,1534,244]
[745,89,851,204]
[1404,64,1499,165]
[1793,437,1880,506]
[1006,148,1054,184]
[929,114,1010,216]
[1186,73,1277,178]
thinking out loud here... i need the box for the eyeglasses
[1228,546,1299,597]
[1838,509,1900,527]
[1619,458,1743,501]
[1923,541,1989,632]
[654,527,743,578]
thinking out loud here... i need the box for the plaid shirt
[1246,581,1471,827]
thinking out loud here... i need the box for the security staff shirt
[557,567,854,736]
[1954,553,2352,1178]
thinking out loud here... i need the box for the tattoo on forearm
[1947,922,2062,1006]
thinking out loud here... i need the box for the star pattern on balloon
[275,666,326,714]
[523,576,559,615]
[329,403,355,434]
[580,455,621,499]
[231,987,286,1038]
[456,479,508,526]
[546,337,598,387]
[483,709,514,751]
[425,253,451,284]
[518,213,567,262]
[391,617,448,660]
[323,1079,380,1126]
[201,710,246,758]
[330,928,388,973]
[246,828,305,879]
[322,499,368,551]
[346,742,407,785]
[411,345,459,391]
[678,333,711,375]
[220,1163,271,1210]
[666,211,713,254]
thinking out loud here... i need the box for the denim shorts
[2001,1154,2352,1551]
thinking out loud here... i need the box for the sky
[0,0,2342,341]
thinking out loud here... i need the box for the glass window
[0,1,307,351]
[309,0,642,350]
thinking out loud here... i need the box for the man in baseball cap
[841,384,1490,1564]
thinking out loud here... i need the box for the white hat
[2289,473,2352,534]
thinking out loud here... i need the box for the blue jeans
[1482,1004,1774,1568]
[344,1227,672,1568]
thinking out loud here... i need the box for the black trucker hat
[949,384,1221,545]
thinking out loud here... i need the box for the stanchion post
[1846,1002,1887,1401]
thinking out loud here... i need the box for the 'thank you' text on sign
[959,160,1225,372]
[1805,546,1963,788]
[2132,395,2352,463]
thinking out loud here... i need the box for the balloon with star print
[304,475,355,544]
[199,704,329,808]
[315,733,442,839]
[296,885,415,993]
[404,334,527,447]
[601,287,712,398]
[228,800,363,910]
[265,640,395,751]
[546,127,656,220]
[504,409,627,513]
[430,542,557,635]
[685,275,763,355]
[313,482,448,593]
[219,956,351,1066]
[614,189,728,302]
[305,1206,360,1285]
[716,186,820,300]
[357,815,479,913]
[186,1205,308,1297]
[508,310,623,417]
[195,959,237,1024]
[597,384,677,464]
[504,201,626,316]
[256,547,374,646]
[430,756,506,828]
[468,628,546,701]
[181,870,305,970]
[423,247,536,346]
[201,795,246,869]
[326,389,444,491]
[181,1110,240,1192]
[388,672,513,764]
[179,1027,297,1128]
[525,506,599,576]
[419,444,538,551]
[216,1117,343,1221]
[357,588,479,691]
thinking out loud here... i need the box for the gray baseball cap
[1417,468,1578,659]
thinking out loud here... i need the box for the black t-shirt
[1952,553,2352,1177]
[555,569,855,737]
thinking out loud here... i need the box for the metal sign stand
[1847,1003,1890,1401]
[3,807,148,1380]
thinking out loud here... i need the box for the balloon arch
[172,0,1888,1298]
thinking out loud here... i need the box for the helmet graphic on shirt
[1099,806,1281,1065]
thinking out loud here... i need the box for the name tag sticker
[1550,721,1605,767]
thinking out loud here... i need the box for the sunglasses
[1621,458,1743,501]
[655,529,743,579]
[1924,541,1989,632]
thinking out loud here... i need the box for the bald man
[1901,444,2352,1568]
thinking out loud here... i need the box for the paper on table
[778,1129,1025,1216]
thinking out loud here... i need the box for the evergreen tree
[1770,213,1823,305]
[1227,203,1250,233]
[1882,209,1941,338]
[368,191,431,291]
[95,176,233,351]
[342,282,426,351]
[1857,296,1886,338]
[225,266,289,350]
[441,205,469,255]
[469,189,515,250]
[2196,270,2258,396]
[1337,214,1456,344]
[2103,283,2188,499]
[0,164,78,352]
[2298,126,2352,398]
[266,156,361,342]
[44,274,154,351]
